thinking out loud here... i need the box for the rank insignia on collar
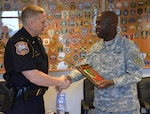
[15,41,29,56]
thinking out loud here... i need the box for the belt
[16,87,47,100]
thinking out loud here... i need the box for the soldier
[65,11,145,114]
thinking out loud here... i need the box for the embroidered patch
[134,57,142,66]
[15,41,29,56]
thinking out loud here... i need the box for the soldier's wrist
[66,75,72,82]
[110,80,114,85]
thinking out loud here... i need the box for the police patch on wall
[15,41,29,56]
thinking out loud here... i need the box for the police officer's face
[31,13,47,36]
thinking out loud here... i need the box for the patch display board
[105,0,150,68]
[0,0,149,73]
[38,0,101,71]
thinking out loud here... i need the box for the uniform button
[32,41,35,44]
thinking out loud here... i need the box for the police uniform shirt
[4,27,48,88]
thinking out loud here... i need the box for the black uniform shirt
[4,27,48,88]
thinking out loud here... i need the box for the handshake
[56,75,72,92]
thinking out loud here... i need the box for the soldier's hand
[97,80,114,89]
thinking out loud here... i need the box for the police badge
[15,41,29,56]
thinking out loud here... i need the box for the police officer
[4,5,70,114]
[65,11,145,114]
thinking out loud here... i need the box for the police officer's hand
[97,80,114,89]
[58,75,71,89]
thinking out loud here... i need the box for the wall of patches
[0,0,150,73]
[38,0,101,71]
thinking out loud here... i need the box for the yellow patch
[15,41,29,56]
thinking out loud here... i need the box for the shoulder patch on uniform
[15,41,29,56]
[128,50,145,67]
[134,57,143,66]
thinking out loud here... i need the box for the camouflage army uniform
[68,35,145,114]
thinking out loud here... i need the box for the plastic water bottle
[56,92,66,114]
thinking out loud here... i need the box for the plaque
[76,64,103,87]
